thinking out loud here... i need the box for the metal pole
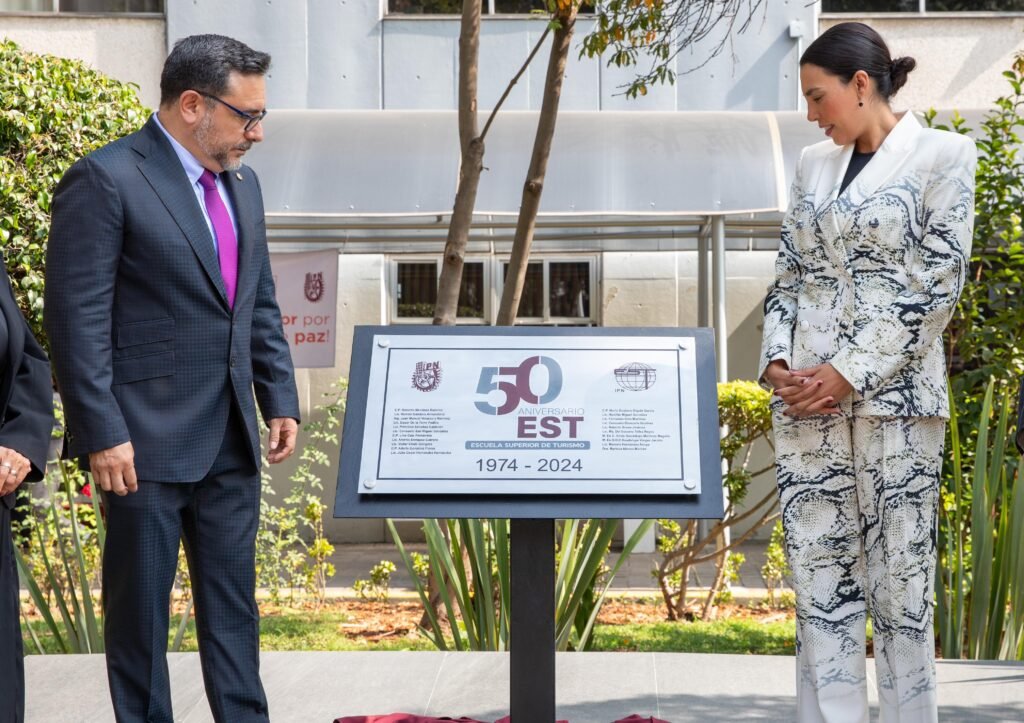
[697,216,710,328]
[510,518,556,721]
[712,215,727,383]
[712,215,730,550]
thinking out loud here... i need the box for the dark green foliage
[925,56,1024,410]
[0,40,148,344]
[926,56,1024,661]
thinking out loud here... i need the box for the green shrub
[388,517,653,652]
[761,519,791,609]
[937,380,1024,660]
[255,379,346,606]
[925,55,1024,413]
[353,560,397,602]
[0,40,148,344]
[654,380,776,621]
[926,54,1024,662]
[712,552,744,606]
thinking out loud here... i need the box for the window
[499,259,594,324]
[393,259,487,322]
[822,0,1024,10]
[1,0,163,12]
[390,256,596,325]
[387,0,593,15]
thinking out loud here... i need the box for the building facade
[2,1,1018,542]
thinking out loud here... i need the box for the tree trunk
[433,0,483,326]
[496,11,577,326]
[700,533,728,621]
[422,0,482,630]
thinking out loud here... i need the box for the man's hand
[0,447,32,496]
[783,363,854,418]
[267,417,298,464]
[89,442,138,496]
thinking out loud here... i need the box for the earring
[858,100,864,107]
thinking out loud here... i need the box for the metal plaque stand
[336,326,726,721]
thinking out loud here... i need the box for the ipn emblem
[412,361,442,392]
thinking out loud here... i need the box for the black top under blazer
[45,116,299,482]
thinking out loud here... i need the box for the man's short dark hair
[160,34,271,107]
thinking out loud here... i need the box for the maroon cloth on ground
[329,712,485,716]
[611,716,671,723]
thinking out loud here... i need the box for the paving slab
[25,652,1024,722]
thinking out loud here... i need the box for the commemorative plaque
[335,326,722,519]
[357,334,701,496]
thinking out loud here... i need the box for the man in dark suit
[45,35,299,723]
[0,271,55,723]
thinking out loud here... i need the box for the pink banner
[270,250,339,368]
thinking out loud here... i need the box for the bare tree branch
[481,26,552,143]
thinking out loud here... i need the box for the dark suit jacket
[0,269,53,509]
[0,265,52,723]
[44,116,299,482]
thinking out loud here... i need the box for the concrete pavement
[26,651,1024,722]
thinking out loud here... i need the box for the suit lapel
[222,169,256,314]
[845,111,921,201]
[132,119,230,310]
[813,143,853,211]
[836,111,922,238]
[810,144,853,269]
[810,112,923,264]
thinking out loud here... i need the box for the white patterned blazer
[759,111,976,418]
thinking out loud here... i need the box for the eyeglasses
[196,91,267,132]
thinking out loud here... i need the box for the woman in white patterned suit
[759,22,975,723]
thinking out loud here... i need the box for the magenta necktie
[198,170,238,308]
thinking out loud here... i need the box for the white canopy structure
[248,108,980,380]
[251,110,827,219]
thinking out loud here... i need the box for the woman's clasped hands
[764,360,854,417]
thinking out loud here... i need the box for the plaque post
[510,518,556,721]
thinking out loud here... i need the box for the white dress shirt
[151,112,239,253]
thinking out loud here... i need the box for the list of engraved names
[389,408,452,455]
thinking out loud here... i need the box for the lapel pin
[235,172,243,181]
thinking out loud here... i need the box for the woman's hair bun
[889,56,917,97]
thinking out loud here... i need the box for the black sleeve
[0,279,55,481]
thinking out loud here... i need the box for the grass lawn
[23,599,804,656]
[185,611,440,652]
[589,619,796,655]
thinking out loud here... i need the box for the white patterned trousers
[773,413,945,723]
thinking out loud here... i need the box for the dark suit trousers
[1,504,24,723]
[102,411,268,723]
